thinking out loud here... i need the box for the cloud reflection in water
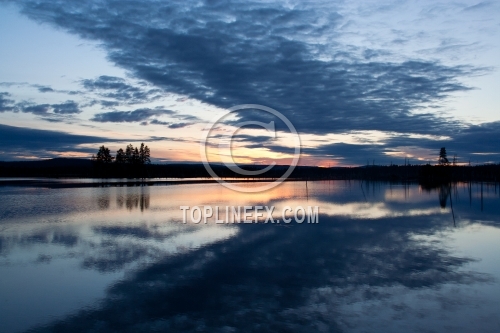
[0,181,499,332]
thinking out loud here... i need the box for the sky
[0,0,499,166]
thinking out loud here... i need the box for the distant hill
[0,158,93,168]
[0,158,95,177]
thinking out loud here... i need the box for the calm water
[0,181,499,333]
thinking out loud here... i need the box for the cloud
[36,85,54,93]
[148,119,170,126]
[51,101,81,114]
[3,0,497,165]
[424,122,500,163]
[20,103,51,115]
[8,0,480,139]
[91,107,175,122]
[99,100,121,107]
[0,122,196,161]
[250,121,500,165]
[0,92,15,112]
[303,142,402,165]
[0,93,82,116]
[14,100,82,116]
[82,75,135,91]
[166,122,191,129]
[0,123,117,159]
[463,1,492,12]
[81,75,162,104]
[127,117,193,129]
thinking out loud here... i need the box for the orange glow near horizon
[59,124,458,167]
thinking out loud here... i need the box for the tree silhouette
[139,143,151,164]
[133,147,140,164]
[439,147,449,165]
[125,144,135,164]
[115,148,126,163]
[93,145,113,163]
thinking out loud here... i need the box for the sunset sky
[0,0,499,166]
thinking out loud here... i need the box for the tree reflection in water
[115,188,150,212]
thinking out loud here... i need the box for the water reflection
[437,184,451,208]
[0,181,499,333]
[116,188,150,211]
[96,194,110,210]
[95,187,151,211]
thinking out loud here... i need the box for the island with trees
[91,143,151,178]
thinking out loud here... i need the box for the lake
[0,180,499,332]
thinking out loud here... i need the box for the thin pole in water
[305,179,309,201]
[449,184,456,227]
[469,182,472,207]
[481,182,484,212]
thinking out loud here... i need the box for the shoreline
[1,177,497,189]
[0,178,302,189]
